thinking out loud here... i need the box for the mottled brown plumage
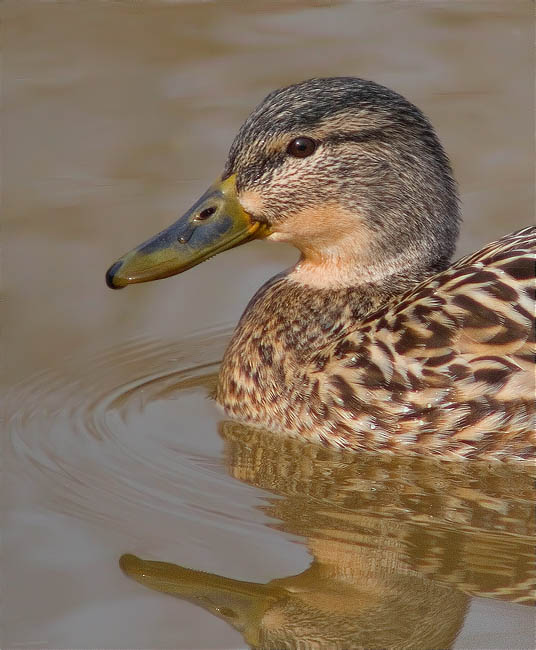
[215,79,535,461]
[218,227,535,461]
[107,77,535,461]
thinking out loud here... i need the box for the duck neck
[216,266,424,424]
[229,258,432,360]
[284,221,453,292]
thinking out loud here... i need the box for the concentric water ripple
[6,327,271,542]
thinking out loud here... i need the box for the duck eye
[286,137,316,158]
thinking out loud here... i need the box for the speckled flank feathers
[218,227,535,461]
[214,78,534,462]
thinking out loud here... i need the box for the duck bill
[119,554,280,640]
[106,175,268,289]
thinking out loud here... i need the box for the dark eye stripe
[325,128,385,145]
[234,129,385,188]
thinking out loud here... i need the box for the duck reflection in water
[120,421,534,650]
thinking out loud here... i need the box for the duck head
[106,77,460,290]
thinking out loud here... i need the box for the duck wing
[305,227,535,461]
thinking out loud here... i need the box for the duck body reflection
[121,421,534,650]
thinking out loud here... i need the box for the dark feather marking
[425,319,453,348]
[485,281,519,303]
[420,369,451,387]
[332,374,360,409]
[512,303,533,322]
[394,327,422,354]
[496,257,535,280]
[411,287,440,303]
[326,128,386,145]
[472,355,522,371]
[448,363,470,380]
[424,351,457,367]
[413,303,433,322]
[452,294,502,327]
[334,338,362,358]
[359,361,387,387]
[332,374,387,420]
[406,370,425,390]
[524,286,536,301]
[456,400,492,429]
[346,354,370,370]
[473,367,511,386]
[486,323,526,346]
[259,342,274,366]
[448,270,498,290]
[375,339,395,361]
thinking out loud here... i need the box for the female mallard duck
[106,77,535,462]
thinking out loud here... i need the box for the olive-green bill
[119,553,282,645]
[106,175,269,289]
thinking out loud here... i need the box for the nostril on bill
[197,206,216,220]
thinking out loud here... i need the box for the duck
[106,77,535,462]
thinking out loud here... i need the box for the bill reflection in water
[120,423,535,650]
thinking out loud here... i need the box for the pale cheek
[270,211,350,247]
[238,190,265,217]
[267,232,293,243]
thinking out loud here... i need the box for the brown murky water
[4,1,535,648]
